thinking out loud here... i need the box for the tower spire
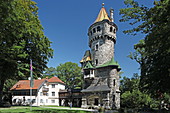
[94,3,111,23]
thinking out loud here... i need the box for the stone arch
[87,95,101,106]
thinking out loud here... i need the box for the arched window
[95,44,98,51]
[93,28,96,33]
[113,28,116,33]
[90,31,93,35]
[110,27,113,32]
[97,26,101,32]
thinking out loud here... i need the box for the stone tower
[80,4,121,109]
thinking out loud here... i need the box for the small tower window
[113,79,116,86]
[110,27,113,32]
[93,28,96,33]
[95,59,98,65]
[90,31,93,35]
[97,26,101,32]
[95,44,98,51]
[113,28,116,33]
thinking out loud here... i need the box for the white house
[10,76,65,106]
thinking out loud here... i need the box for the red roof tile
[48,76,65,84]
[10,79,46,90]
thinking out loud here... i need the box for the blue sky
[33,0,154,78]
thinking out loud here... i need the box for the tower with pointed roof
[80,4,121,109]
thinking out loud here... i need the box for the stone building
[80,4,121,109]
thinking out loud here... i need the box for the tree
[120,74,158,109]
[43,67,57,78]
[120,73,140,94]
[56,62,83,89]
[120,0,170,95]
[121,89,153,108]
[0,0,53,105]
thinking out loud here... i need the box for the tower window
[97,26,101,32]
[95,59,98,65]
[90,31,93,35]
[95,44,98,51]
[93,28,96,33]
[110,27,113,32]
[113,79,116,86]
[113,28,116,33]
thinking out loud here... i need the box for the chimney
[110,8,114,22]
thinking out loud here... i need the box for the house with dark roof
[10,77,65,106]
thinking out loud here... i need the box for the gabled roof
[94,7,111,23]
[10,77,65,91]
[84,62,94,69]
[10,79,46,90]
[48,76,65,84]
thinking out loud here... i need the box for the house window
[46,99,48,103]
[32,99,36,103]
[52,84,55,88]
[40,92,43,96]
[95,59,98,65]
[51,100,55,103]
[40,99,43,103]
[52,92,55,96]
[97,26,101,32]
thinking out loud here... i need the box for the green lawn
[0,107,92,113]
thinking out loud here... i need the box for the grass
[0,106,92,113]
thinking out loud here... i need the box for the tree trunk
[0,79,5,106]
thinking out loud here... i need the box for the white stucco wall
[12,82,65,106]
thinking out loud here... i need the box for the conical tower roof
[94,4,111,23]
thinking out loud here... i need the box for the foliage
[0,0,53,104]
[121,89,152,108]
[43,67,57,78]
[56,62,83,89]
[120,0,170,95]
[120,74,160,109]
[120,73,140,93]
